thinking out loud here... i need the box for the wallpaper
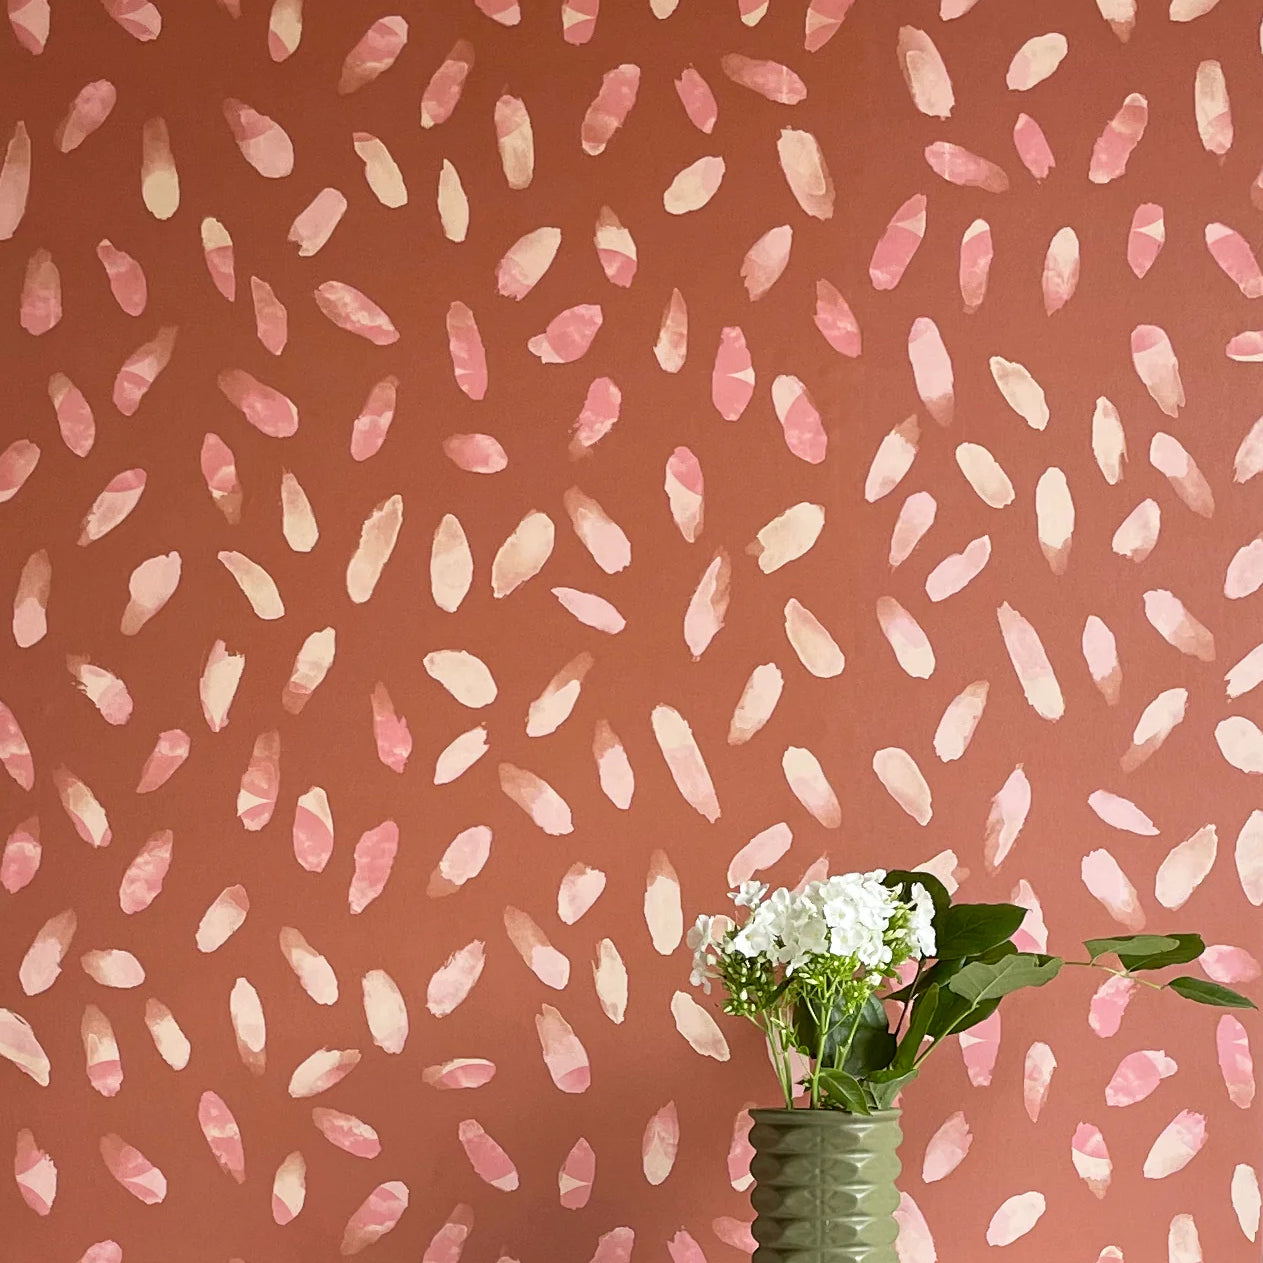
[2,0,1261,1260]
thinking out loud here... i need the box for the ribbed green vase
[748,1108,902,1263]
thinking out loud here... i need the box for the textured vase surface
[749,1108,902,1263]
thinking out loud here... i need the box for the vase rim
[748,1107,902,1121]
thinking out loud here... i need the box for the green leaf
[924,987,999,1040]
[934,903,1027,958]
[1084,935,1206,972]
[865,1067,919,1111]
[891,984,938,1071]
[792,1004,819,1057]
[916,944,1016,1040]
[950,996,1001,1035]
[1167,976,1258,1009]
[1117,934,1204,972]
[889,954,964,1005]
[818,1069,871,1114]
[1084,935,1178,962]
[881,870,950,918]
[887,950,991,1003]
[947,952,1063,1005]
[842,995,896,1076]
[885,967,932,1005]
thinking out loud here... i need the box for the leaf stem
[908,958,1168,1075]
[911,1002,977,1070]
[1060,959,1165,991]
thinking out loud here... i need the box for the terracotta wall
[2,1,1261,1260]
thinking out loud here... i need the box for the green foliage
[790,959,871,1062]
[1084,934,1178,961]
[842,994,897,1077]
[888,955,960,1002]
[696,876,1258,1117]
[1167,976,1257,1009]
[934,902,1027,957]
[817,1068,870,1114]
[1117,934,1204,971]
[947,952,1063,1004]
[716,949,781,1020]
[881,870,950,918]
[890,984,937,1070]
[1083,933,1205,970]
[924,989,999,1041]
[865,1067,919,1111]
[943,996,1002,1036]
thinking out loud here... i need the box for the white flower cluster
[688,871,937,988]
[686,912,733,990]
[905,879,937,958]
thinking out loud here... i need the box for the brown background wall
[2,1,1260,1260]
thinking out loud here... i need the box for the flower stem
[757,1012,795,1108]
[775,1011,796,1107]
[894,960,923,1041]
[810,989,834,1109]
[835,1000,865,1084]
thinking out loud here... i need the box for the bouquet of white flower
[688,869,1255,1114]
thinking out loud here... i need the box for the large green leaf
[938,942,1014,977]
[950,996,1002,1034]
[864,1067,919,1111]
[793,1004,819,1057]
[881,870,950,918]
[1168,976,1258,1009]
[1084,934,1206,972]
[947,952,1063,1004]
[887,946,1013,1003]
[1084,934,1177,962]
[925,989,1000,1040]
[842,994,896,1076]
[818,1068,871,1114]
[891,984,938,1071]
[905,942,1017,1037]
[1117,934,1204,971]
[797,993,878,1065]
[934,903,1026,958]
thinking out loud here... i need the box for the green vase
[748,1108,902,1263]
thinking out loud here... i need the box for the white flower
[687,913,733,991]
[731,914,777,961]
[801,870,903,968]
[716,868,934,977]
[906,882,937,958]
[735,886,828,974]
[779,907,828,973]
[685,913,716,953]
[730,880,769,909]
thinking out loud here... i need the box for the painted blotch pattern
[1,1,1261,1260]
